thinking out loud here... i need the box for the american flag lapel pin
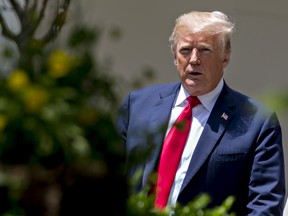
[221,112,228,120]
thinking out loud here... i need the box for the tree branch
[30,0,48,34]
[40,0,71,44]
[30,0,37,12]
[0,12,16,40]
[9,0,23,16]
[24,0,29,11]
[63,0,71,9]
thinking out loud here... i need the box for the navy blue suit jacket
[116,82,286,215]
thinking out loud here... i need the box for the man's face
[174,33,230,96]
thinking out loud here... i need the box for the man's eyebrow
[197,42,212,48]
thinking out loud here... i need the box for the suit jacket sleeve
[247,112,286,215]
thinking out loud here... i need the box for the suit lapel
[180,84,236,191]
[142,83,180,186]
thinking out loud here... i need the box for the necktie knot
[187,96,201,108]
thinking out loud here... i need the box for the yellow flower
[24,86,48,112]
[0,114,7,131]
[8,69,29,91]
[48,50,73,78]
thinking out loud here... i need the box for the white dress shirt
[283,198,288,216]
[167,79,224,206]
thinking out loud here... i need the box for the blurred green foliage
[0,1,127,215]
[126,170,236,216]
[128,190,236,216]
[0,24,126,215]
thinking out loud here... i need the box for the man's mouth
[189,71,202,75]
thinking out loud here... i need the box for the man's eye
[199,48,211,53]
[179,48,191,55]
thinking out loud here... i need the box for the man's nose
[189,48,200,65]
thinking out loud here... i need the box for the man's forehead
[178,33,217,45]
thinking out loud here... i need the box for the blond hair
[169,11,235,55]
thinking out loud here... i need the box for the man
[116,11,286,215]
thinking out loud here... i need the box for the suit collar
[142,83,181,186]
[158,82,181,100]
[198,79,224,112]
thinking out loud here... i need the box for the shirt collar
[176,79,224,112]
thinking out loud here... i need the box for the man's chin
[182,81,203,96]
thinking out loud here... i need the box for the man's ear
[222,51,231,67]
[223,56,229,63]
[174,58,177,66]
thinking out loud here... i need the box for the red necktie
[154,96,200,209]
